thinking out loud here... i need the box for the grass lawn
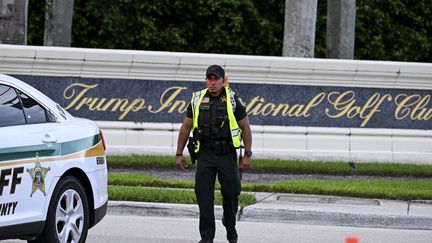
[106,155,432,204]
[108,172,432,201]
[108,155,432,177]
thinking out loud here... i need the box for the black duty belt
[200,140,233,154]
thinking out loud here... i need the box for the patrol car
[0,74,108,243]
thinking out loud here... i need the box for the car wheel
[29,176,89,243]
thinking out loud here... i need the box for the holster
[187,137,197,164]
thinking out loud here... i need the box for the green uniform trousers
[195,148,241,241]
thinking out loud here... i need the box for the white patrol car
[0,74,108,243]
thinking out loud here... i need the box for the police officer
[176,65,252,243]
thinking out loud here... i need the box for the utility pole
[326,0,356,59]
[0,0,28,44]
[44,0,74,46]
[282,0,318,58]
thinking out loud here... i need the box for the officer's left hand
[240,156,251,170]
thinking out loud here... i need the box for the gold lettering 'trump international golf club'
[325,91,392,127]
[246,92,326,117]
[62,82,432,127]
[63,83,188,120]
[324,91,432,126]
[395,94,432,121]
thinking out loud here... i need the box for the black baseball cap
[206,65,225,79]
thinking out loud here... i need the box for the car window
[0,84,26,127]
[17,90,53,124]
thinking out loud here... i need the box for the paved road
[88,215,432,243]
[5,214,432,243]
[112,168,417,184]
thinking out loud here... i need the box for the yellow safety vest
[191,87,241,152]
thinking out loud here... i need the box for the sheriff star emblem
[220,95,226,103]
[27,153,50,197]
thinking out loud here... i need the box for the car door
[0,83,59,227]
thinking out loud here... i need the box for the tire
[29,176,90,243]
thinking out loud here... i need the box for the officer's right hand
[176,155,188,171]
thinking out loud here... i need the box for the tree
[282,0,318,57]
[355,0,432,62]
[26,0,432,62]
[0,0,28,44]
[326,0,356,59]
[44,0,74,46]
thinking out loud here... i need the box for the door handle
[42,134,57,143]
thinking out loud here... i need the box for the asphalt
[107,192,432,230]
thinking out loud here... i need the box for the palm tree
[44,0,74,46]
[282,0,318,57]
[326,0,356,59]
[0,0,28,44]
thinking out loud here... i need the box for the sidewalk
[107,192,432,230]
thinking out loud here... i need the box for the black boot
[199,239,213,243]
[222,216,237,243]
[226,227,237,243]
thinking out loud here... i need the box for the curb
[107,194,432,230]
[108,201,226,219]
[241,193,432,230]
[240,208,432,230]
